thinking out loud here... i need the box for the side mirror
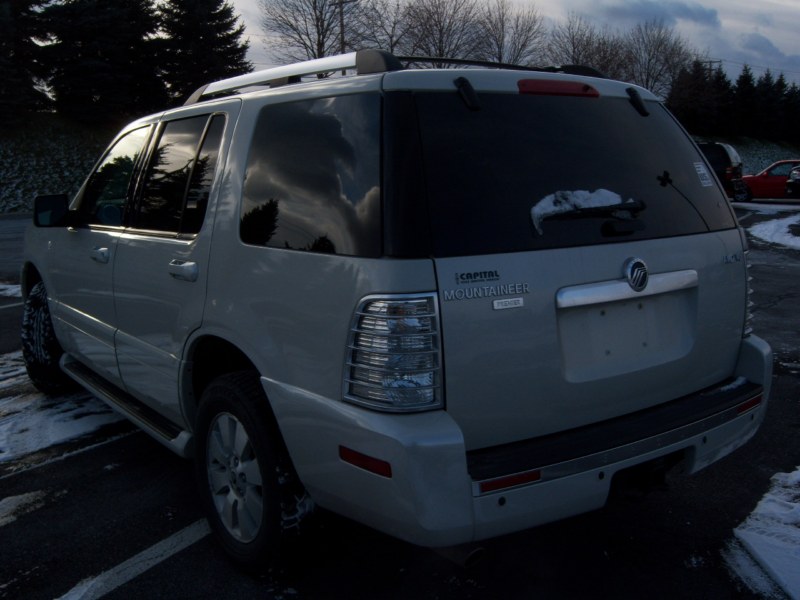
[33,194,71,227]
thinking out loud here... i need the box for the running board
[60,354,193,458]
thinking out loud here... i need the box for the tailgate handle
[557,270,698,309]
[168,260,199,282]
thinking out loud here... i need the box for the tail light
[344,293,443,412]
[744,249,754,337]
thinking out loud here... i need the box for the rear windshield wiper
[530,189,645,235]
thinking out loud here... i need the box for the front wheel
[21,281,74,395]
[195,372,304,569]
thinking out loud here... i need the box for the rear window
[698,143,729,170]
[409,91,736,257]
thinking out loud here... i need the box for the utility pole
[334,0,358,74]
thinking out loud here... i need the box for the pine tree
[771,73,789,141]
[733,65,757,137]
[755,70,779,140]
[41,0,168,125]
[783,82,800,143]
[709,65,734,135]
[159,0,252,104]
[0,0,50,122]
[666,60,715,136]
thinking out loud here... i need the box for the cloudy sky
[230,0,800,84]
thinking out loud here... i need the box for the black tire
[21,281,74,395]
[195,371,303,570]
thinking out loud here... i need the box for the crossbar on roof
[184,49,403,105]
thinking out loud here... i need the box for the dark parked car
[742,159,800,200]
[697,142,746,200]
[787,166,800,199]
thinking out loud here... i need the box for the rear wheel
[21,281,74,395]
[195,371,305,569]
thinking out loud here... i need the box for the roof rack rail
[396,56,537,71]
[184,49,404,105]
[396,55,607,78]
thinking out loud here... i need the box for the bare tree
[404,0,481,65]
[355,0,414,54]
[547,13,598,66]
[475,0,546,65]
[547,13,627,79]
[259,0,361,62]
[623,19,695,97]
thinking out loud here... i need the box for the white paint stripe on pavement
[0,302,23,310]
[56,519,211,600]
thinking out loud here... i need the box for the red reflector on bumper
[518,79,600,98]
[479,470,541,494]
[736,394,763,415]
[339,446,393,478]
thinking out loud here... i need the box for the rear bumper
[264,335,771,547]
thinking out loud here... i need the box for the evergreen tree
[771,73,789,141]
[41,0,167,125]
[709,65,734,135]
[784,83,800,143]
[732,65,757,137]
[0,0,50,122]
[159,0,252,104]
[755,70,779,140]
[667,60,713,135]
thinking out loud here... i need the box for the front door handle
[90,247,110,264]
[168,260,199,282]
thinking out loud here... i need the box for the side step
[60,354,193,458]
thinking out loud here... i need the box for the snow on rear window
[531,189,633,234]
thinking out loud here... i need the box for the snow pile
[732,467,800,599]
[0,284,21,298]
[0,490,48,527]
[531,189,632,234]
[0,351,123,465]
[748,214,800,251]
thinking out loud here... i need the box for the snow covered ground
[0,205,797,596]
[0,351,124,469]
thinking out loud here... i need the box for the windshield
[406,91,736,257]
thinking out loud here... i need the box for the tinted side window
[79,126,151,226]
[135,115,209,233]
[183,114,226,234]
[241,94,381,257]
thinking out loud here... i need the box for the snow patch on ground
[748,215,800,251]
[0,490,47,527]
[0,283,21,298]
[0,351,123,464]
[722,539,786,598]
[729,467,800,599]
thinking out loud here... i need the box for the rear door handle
[90,247,110,264]
[168,260,199,282]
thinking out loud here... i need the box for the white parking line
[56,519,211,600]
[0,302,23,310]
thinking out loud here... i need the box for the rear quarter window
[240,94,382,257]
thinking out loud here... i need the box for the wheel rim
[206,412,264,543]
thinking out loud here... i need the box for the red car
[741,160,800,199]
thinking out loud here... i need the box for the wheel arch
[20,262,43,299]
[183,334,261,427]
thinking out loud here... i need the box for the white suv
[21,50,772,568]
